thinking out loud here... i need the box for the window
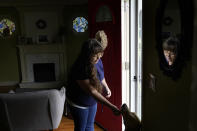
[96,5,113,22]
[73,17,88,32]
[121,0,142,129]
[0,18,15,37]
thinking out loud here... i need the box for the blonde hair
[95,30,108,49]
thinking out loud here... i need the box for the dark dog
[121,104,141,131]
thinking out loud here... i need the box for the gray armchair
[0,87,65,131]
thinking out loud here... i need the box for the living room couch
[0,87,65,131]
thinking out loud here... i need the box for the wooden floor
[53,116,103,131]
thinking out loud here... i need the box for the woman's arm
[101,78,111,98]
[77,79,120,115]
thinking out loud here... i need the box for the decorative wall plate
[36,19,47,29]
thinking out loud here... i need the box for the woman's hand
[101,78,111,98]
[77,79,121,116]
[111,105,121,116]
[104,87,111,98]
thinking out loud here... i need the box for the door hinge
[125,62,130,70]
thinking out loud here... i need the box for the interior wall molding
[0,81,19,86]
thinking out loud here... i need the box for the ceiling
[0,0,88,6]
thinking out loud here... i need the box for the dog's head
[121,104,129,114]
[121,104,141,131]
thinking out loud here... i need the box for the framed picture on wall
[37,34,48,44]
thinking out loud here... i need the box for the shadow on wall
[189,13,197,130]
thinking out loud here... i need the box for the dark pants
[68,103,97,131]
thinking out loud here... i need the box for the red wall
[88,0,122,130]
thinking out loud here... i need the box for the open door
[88,0,122,130]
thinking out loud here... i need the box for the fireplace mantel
[17,44,67,88]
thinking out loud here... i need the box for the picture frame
[37,34,48,44]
